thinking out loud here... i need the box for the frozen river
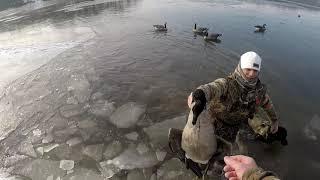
[0,0,320,179]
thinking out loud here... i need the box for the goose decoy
[153,22,167,31]
[203,31,222,41]
[192,23,208,35]
[254,24,266,32]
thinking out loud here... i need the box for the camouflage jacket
[243,167,280,180]
[197,75,278,125]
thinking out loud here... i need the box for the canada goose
[192,23,208,35]
[181,105,217,165]
[204,31,222,41]
[153,22,167,31]
[254,24,266,32]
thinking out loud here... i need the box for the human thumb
[224,156,241,170]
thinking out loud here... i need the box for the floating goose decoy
[192,23,208,35]
[204,31,222,41]
[254,24,266,32]
[153,22,167,31]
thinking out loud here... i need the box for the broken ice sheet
[136,143,149,154]
[99,161,121,179]
[143,115,185,148]
[67,75,92,103]
[66,137,83,147]
[59,160,75,171]
[127,169,146,180]
[108,146,158,170]
[103,141,123,160]
[18,139,37,158]
[82,144,104,162]
[64,167,105,180]
[4,154,29,167]
[155,150,167,161]
[90,100,115,118]
[156,158,194,180]
[15,159,65,180]
[124,132,139,141]
[109,102,146,128]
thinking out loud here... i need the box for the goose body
[181,106,217,164]
[254,24,266,32]
[153,23,167,31]
[192,23,208,35]
[204,32,222,41]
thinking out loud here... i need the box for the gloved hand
[191,89,206,125]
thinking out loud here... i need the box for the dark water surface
[1,0,320,179]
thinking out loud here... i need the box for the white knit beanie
[240,51,262,71]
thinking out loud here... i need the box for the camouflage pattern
[243,167,280,180]
[197,74,279,141]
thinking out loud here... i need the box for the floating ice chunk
[60,104,85,118]
[18,139,37,158]
[33,129,42,136]
[91,92,103,101]
[90,100,115,118]
[66,137,83,147]
[42,134,54,144]
[157,158,194,180]
[99,161,121,178]
[65,167,105,180]
[309,115,320,131]
[155,151,167,161]
[47,175,54,180]
[16,159,65,180]
[78,119,97,129]
[142,168,153,180]
[68,75,91,103]
[49,144,83,161]
[36,147,44,156]
[59,160,75,171]
[66,97,78,105]
[103,141,123,160]
[127,169,146,180]
[304,114,320,140]
[109,102,146,128]
[150,173,157,180]
[54,127,78,140]
[4,154,29,167]
[143,115,185,148]
[108,147,158,170]
[67,86,75,92]
[82,144,104,161]
[124,132,139,141]
[136,143,149,154]
[43,144,59,153]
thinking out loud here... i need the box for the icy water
[0,0,320,179]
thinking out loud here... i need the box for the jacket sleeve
[260,93,279,122]
[196,78,227,102]
[243,167,280,180]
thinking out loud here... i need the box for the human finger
[224,156,242,169]
[229,155,253,163]
[224,165,234,172]
[229,177,240,180]
[225,171,237,178]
